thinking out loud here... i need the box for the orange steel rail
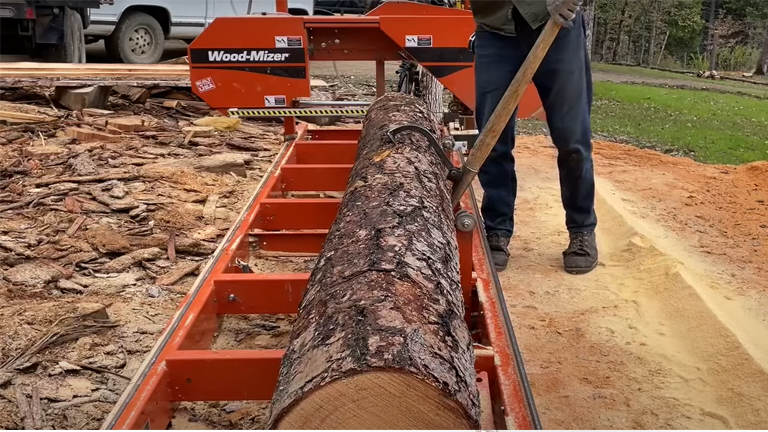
[101,123,541,430]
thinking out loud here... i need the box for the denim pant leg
[529,13,598,232]
[474,30,528,238]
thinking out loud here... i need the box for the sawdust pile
[494,136,768,430]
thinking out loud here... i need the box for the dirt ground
[494,136,768,429]
[1,65,767,429]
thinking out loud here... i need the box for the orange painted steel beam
[250,230,328,253]
[214,273,310,315]
[279,164,352,192]
[293,141,358,164]
[103,124,540,430]
[163,348,500,402]
[252,198,340,230]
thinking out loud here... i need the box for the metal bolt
[461,219,472,229]
[228,294,237,302]
[321,42,327,48]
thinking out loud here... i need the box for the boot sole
[564,260,597,275]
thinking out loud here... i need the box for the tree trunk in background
[707,0,718,70]
[755,21,768,75]
[611,0,630,62]
[710,30,719,70]
[649,1,657,66]
[583,0,596,59]
[418,65,445,125]
[266,93,480,430]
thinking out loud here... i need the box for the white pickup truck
[84,0,315,64]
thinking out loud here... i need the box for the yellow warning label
[228,108,368,117]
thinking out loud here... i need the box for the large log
[267,92,480,429]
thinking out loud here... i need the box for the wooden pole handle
[451,18,561,206]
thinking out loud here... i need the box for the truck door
[204,0,216,27]
[212,0,253,17]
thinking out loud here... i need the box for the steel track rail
[463,153,542,429]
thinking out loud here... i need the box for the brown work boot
[563,231,598,275]
[487,232,511,271]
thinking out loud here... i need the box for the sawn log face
[267,93,480,428]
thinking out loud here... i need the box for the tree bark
[418,65,444,125]
[611,0,630,62]
[755,21,768,75]
[266,92,480,430]
[582,0,596,59]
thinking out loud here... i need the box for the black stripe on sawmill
[405,47,474,63]
[422,65,472,78]
[194,66,307,79]
[189,48,305,64]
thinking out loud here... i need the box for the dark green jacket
[471,0,550,35]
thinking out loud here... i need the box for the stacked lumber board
[0,62,191,88]
[0,62,190,78]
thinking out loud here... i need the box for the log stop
[266,92,480,429]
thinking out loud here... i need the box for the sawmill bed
[99,123,541,430]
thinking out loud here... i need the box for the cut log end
[275,371,475,430]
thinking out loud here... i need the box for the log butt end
[273,371,477,430]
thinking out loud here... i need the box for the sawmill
[2,0,768,429]
[93,0,550,429]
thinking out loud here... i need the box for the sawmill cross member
[470,0,598,274]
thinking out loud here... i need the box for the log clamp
[386,124,462,183]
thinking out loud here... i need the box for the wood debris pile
[0,83,284,429]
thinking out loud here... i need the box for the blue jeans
[474,9,597,238]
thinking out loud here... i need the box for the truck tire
[40,7,87,63]
[105,11,164,64]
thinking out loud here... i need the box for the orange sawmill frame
[101,124,541,429]
[186,1,545,125]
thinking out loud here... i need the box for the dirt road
[495,137,768,429]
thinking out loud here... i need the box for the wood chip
[156,261,202,286]
[167,232,177,264]
[81,108,114,116]
[64,196,82,213]
[30,387,45,429]
[202,194,219,221]
[27,172,137,187]
[66,215,87,236]
[0,110,52,123]
[113,85,150,104]
[14,386,35,430]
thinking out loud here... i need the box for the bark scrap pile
[0,83,284,429]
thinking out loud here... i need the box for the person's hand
[546,0,582,27]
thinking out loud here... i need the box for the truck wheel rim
[128,26,153,57]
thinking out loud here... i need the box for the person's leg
[473,29,528,271]
[529,11,599,274]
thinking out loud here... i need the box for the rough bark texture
[418,65,444,125]
[267,92,479,429]
[583,0,596,60]
[755,21,768,75]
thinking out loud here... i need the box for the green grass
[591,82,768,165]
[591,63,768,100]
